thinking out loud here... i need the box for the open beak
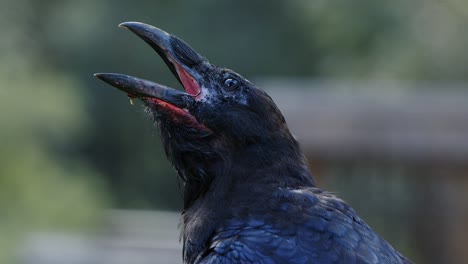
[94,73,192,109]
[95,22,205,110]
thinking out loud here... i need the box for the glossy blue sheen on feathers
[195,188,409,264]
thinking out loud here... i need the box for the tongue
[175,64,200,96]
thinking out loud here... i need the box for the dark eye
[224,78,239,89]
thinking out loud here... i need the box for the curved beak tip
[117,21,170,39]
[94,73,123,88]
[94,73,103,80]
[118,21,136,29]
[117,21,154,32]
[94,73,108,82]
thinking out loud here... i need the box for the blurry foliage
[0,56,107,263]
[291,0,468,79]
[1,0,468,262]
[1,1,107,263]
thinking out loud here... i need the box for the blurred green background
[2,0,468,263]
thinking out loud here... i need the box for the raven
[95,22,412,264]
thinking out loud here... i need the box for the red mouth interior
[148,97,208,130]
[174,63,200,96]
[125,59,206,129]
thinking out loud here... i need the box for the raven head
[96,22,312,206]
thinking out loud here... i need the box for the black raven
[95,22,412,264]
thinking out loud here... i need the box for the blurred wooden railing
[264,79,468,163]
[20,211,182,264]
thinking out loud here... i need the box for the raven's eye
[224,78,239,89]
